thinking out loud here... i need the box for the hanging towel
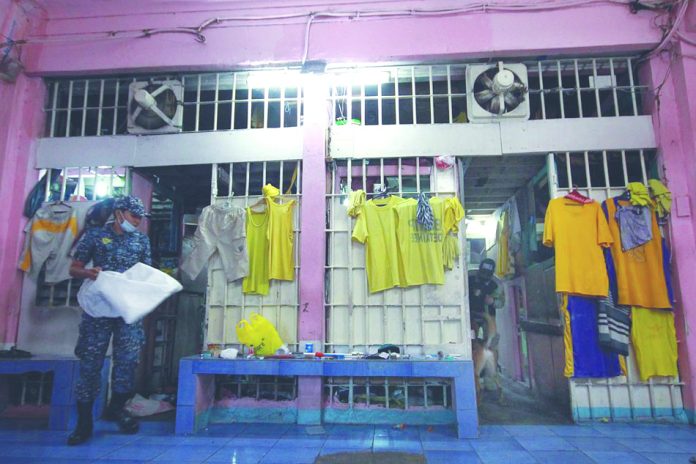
[597,289,631,356]
[648,179,672,220]
[627,182,654,208]
[615,204,653,251]
[347,189,366,218]
[416,192,434,230]
[262,184,280,199]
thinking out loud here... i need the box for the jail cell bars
[43,71,304,137]
[547,152,686,422]
[324,377,452,410]
[205,160,302,352]
[216,375,298,402]
[327,58,647,126]
[325,157,471,358]
[34,166,128,308]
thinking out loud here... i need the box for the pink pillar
[0,75,46,346]
[296,74,328,424]
[645,45,696,422]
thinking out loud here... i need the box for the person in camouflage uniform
[67,196,152,446]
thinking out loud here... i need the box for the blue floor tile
[0,459,92,464]
[584,451,654,463]
[593,424,652,438]
[226,436,279,448]
[0,444,117,460]
[273,436,326,448]
[476,425,511,438]
[614,437,681,453]
[641,452,696,464]
[660,438,696,453]
[198,423,248,437]
[179,435,232,446]
[92,460,148,464]
[475,449,538,464]
[323,437,373,449]
[422,438,474,451]
[515,436,576,451]
[564,436,630,452]
[504,425,556,437]
[151,444,223,462]
[102,443,170,460]
[469,437,524,452]
[372,437,423,452]
[205,445,269,463]
[260,447,320,464]
[532,450,595,463]
[548,425,598,437]
[424,450,481,464]
[319,447,371,455]
[134,434,188,445]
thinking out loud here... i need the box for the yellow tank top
[267,198,296,281]
[243,207,270,295]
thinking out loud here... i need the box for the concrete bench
[175,357,477,438]
[0,355,109,430]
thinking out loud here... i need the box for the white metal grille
[205,160,302,351]
[325,157,470,358]
[34,166,129,308]
[43,71,303,137]
[328,57,646,126]
[324,377,452,410]
[547,151,686,422]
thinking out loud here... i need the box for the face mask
[118,211,138,234]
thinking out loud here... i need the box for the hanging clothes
[495,209,510,278]
[416,193,434,230]
[597,289,631,356]
[18,202,92,283]
[543,198,613,297]
[626,182,654,208]
[631,306,678,381]
[267,197,296,281]
[180,203,248,282]
[394,196,464,286]
[352,196,408,293]
[347,189,366,218]
[648,179,672,222]
[561,295,623,378]
[602,198,671,309]
[615,204,652,251]
[243,207,271,295]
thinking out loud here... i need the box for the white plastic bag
[77,263,183,324]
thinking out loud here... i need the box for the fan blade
[131,106,143,120]
[479,72,494,90]
[504,92,520,108]
[475,89,496,104]
[488,97,500,114]
[148,104,176,127]
[497,94,505,114]
[149,84,169,98]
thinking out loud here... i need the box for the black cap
[479,258,495,278]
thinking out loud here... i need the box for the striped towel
[597,289,631,356]
[417,193,434,230]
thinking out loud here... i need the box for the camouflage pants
[74,313,145,402]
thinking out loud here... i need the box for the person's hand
[484,295,494,305]
[85,267,101,280]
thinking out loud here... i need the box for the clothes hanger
[564,186,593,204]
[249,196,267,212]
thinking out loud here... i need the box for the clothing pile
[543,179,677,381]
[348,190,464,293]
[180,183,297,296]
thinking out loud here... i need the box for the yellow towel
[347,189,366,218]
[648,179,672,218]
[262,184,280,198]
[627,182,654,208]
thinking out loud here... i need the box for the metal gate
[547,151,686,422]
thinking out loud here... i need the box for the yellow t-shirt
[604,199,671,309]
[268,199,296,281]
[631,306,678,381]
[352,196,407,293]
[543,198,613,297]
[243,207,270,295]
[395,196,464,286]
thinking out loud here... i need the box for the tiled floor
[0,420,694,463]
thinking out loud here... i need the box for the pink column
[0,75,46,347]
[645,46,696,423]
[296,74,328,424]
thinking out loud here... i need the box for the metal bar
[377,72,383,126]
[60,169,67,200]
[627,58,638,116]
[360,80,365,128]
[262,161,267,187]
[557,61,565,119]
[263,85,269,129]
[49,82,59,137]
[77,167,83,198]
[280,80,286,128]
[112,80,120,135]
[210,164,218,205]
[584,152,592,190]
[411,67,417,124]
[574,59,583,118]
[44,169,52,202]
[565,152,573,189]
[195,75,202,132]
[602,151,611,197]
[228,162,233,197]
[213,74,220,131]
[538,62,546,120]
[609,58,619,116]
[247,76,252,129]
[65,81,73,137]
[96,80,105,136]
[447,65,453,123]
[80,80,89,136]
[395,67,400,125]
[639,150,648,183]
[231,73,237,130]
[92,167,98,200]
[429,66,434,124]
[592,59,602,117]
[621,150,629,186]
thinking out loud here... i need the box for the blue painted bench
[0,355,109,430]
[175,357,477,438]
